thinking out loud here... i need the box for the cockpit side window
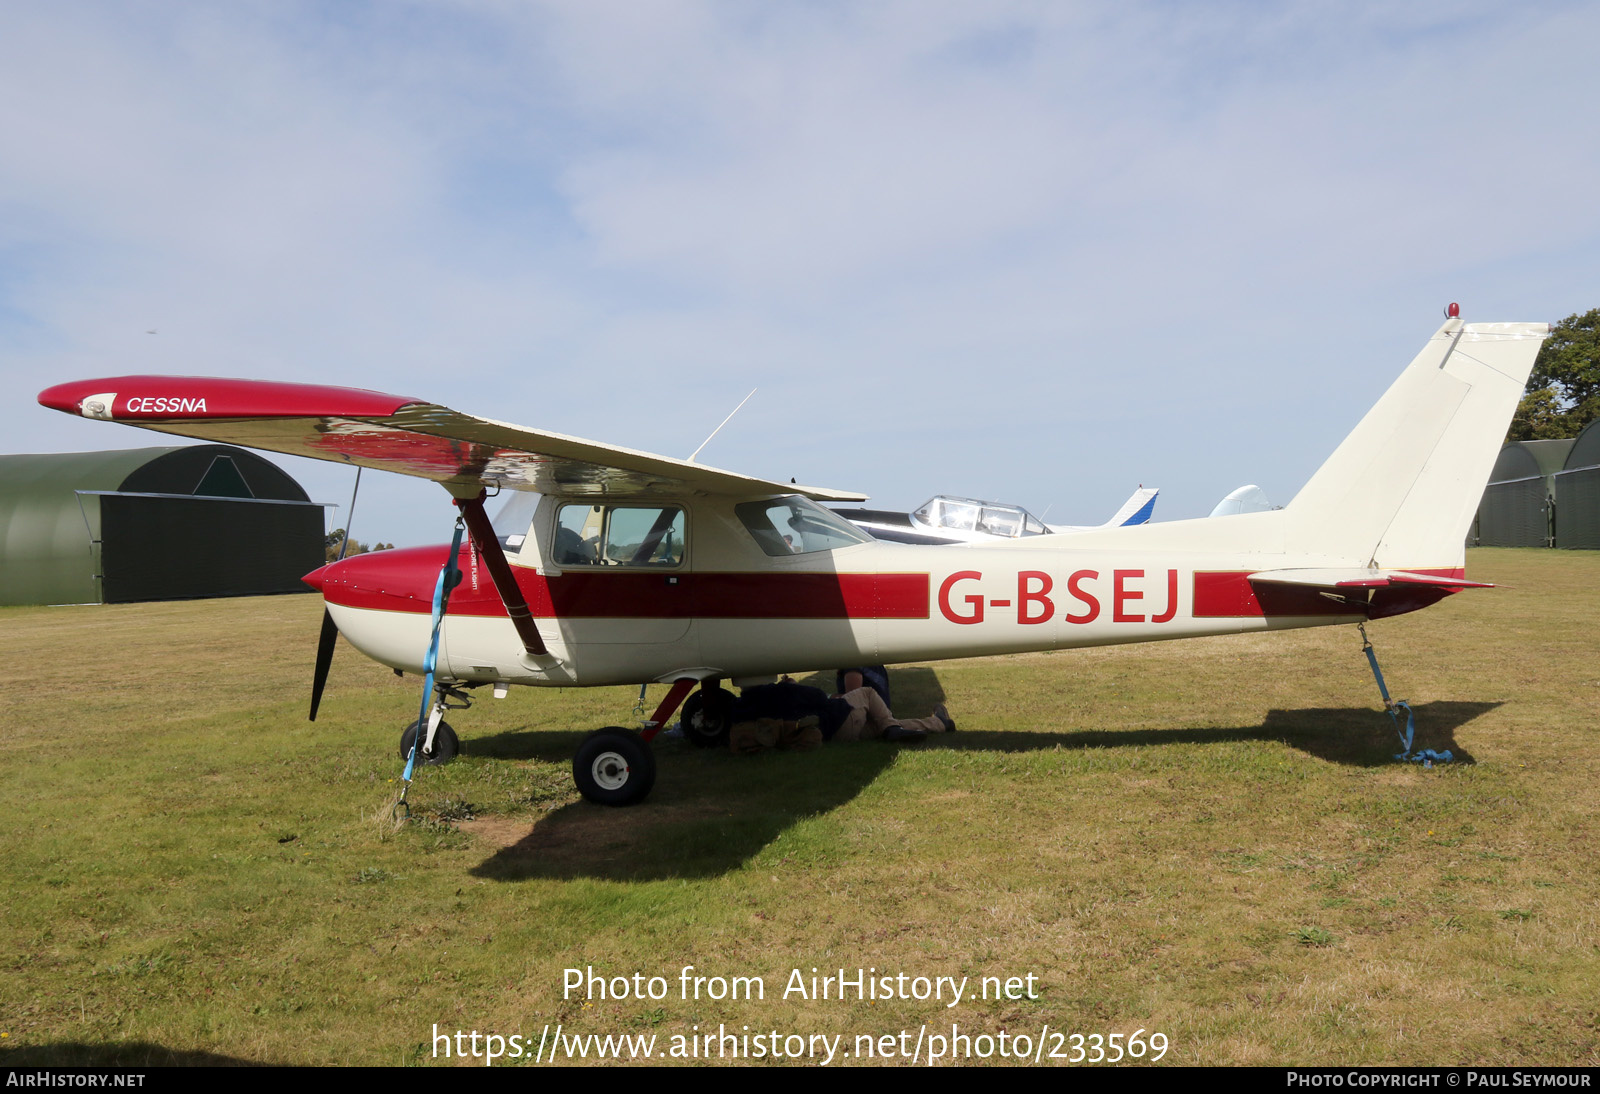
[553,504,686,567]
[736,496,872,556]
[979,506,1024,538]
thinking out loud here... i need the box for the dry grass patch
[3,550,1600,1065]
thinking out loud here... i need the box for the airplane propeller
[310,468,361,723]
[309,607,338,722]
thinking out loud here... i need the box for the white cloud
[3,1,1598,545]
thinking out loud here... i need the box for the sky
[5,1,1599,546]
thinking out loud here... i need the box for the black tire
[399,720,460,765]
[680,686,734,749]
[573,727,656,806]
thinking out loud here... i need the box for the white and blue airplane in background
[833,487,1159,546]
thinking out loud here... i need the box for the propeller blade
[309,607,338,722]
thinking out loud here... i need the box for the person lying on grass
[727,677,955,753]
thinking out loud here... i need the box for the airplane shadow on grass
[936,700,1494,769]
[465,667,1495,884]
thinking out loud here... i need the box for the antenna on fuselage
[687,389,757,462]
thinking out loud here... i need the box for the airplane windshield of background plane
[918,496,979,531]
[915,496,1048,538]
[491,490,540,549]
[736,495,873,556]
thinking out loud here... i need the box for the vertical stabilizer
[1284,320,1548,567]
[1105,486,1159,527]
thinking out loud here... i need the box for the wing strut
[454,491,548,658]
[641,679,697,743]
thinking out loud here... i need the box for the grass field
[2,547,1598,1066]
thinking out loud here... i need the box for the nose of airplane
[305,543,487,614]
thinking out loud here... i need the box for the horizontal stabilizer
[1247,568,1494,590]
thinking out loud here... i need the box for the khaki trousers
[832,687,947,742]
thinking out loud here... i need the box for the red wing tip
[37,376,422,421]
[37,383,82,413]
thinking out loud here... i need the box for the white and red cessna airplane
[37,312,1547,805]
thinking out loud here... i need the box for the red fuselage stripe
[313,547,1471,622]
[315,546,931,619]
[1192,568,1468,618]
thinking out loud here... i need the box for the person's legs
[833,702,868,742]
[856,687,901,737]
[842,688,953,737]
[830,690,954,743]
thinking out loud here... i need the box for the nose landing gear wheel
[573,727,656,806]
[400,720,459,765]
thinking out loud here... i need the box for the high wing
[37,375,867,502]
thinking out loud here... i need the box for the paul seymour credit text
[428,965,1172,1065]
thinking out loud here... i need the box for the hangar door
[91,445,327,603]
[97,493,325,602]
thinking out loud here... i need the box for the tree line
[1509,308,1599,441]
[324,529,394,562]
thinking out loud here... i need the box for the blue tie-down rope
[1359,624,1451,766]
[400,519,467,797]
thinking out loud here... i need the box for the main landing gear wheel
[573,727,656,806]
[399,720,460,765]
[680,686,734,749]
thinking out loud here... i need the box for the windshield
[736,495,873,556]
[490,491,540,549]
[914,495,1048,538]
